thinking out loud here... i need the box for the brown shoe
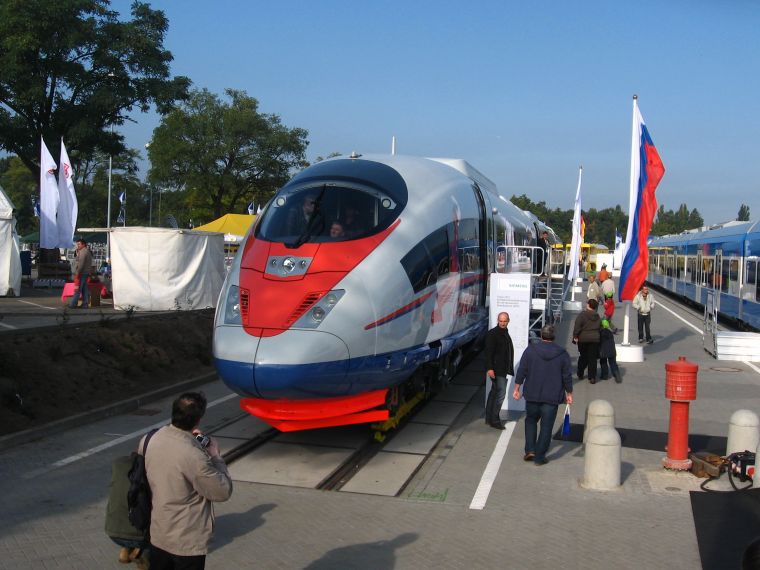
[523,452,535,461]
[118,548,130,564]
[129,548,142,561]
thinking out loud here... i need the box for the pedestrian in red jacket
[603,292,618,333]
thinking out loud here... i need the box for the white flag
[247,201,254,215]
[567,167,583,281]
[39,136,59,249]
[57,139,78,248]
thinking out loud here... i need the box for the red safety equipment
[663,356,698,470]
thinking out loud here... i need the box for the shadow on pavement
[303,532,418,570]
[213,503,276,551]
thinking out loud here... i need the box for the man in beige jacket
[142,392,233,569]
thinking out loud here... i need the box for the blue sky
[112,0,760,225]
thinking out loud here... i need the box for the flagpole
[621,95,640,348]
[564,165,584,311]
[618,95,644,363]
[106,125,113,259]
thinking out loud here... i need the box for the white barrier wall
[111,227,225,311]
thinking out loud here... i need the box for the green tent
[20,231,39,244]
[19,230,107,245]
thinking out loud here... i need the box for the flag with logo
[57,139,78,248]
[567,167,583,281]
[580,214,586,242]
[39,137,59,249]
[619,98,665,301]
[117,191,126,225]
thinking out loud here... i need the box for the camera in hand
[195,433,210,448]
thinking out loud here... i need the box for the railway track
[211,377,480,496]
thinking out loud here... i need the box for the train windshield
[255,182,400,247]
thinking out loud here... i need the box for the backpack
[127,428,158,533]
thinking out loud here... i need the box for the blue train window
[400,226,454,293]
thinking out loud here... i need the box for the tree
[147,88,309,219]
[0,156,36,235]
[738,204,751,221]
[0,0,190,177]
[651,203,704,236]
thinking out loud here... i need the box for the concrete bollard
[582,425,622,490]
[583,399,615,444]
[726,409,760,456]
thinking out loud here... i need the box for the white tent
[110,227,225,311]
[0,184,22,297]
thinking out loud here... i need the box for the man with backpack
[140,392,233,570]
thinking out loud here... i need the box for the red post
[663,356,698,470]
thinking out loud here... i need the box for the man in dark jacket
[484,311,514,430]
[572,298,602,384]
[512,325,573,465]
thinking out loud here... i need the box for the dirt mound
[0,310,216,436]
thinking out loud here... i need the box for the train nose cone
[254,330,351,399]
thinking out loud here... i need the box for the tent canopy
[193,214,255,242]
[20,230,107,245]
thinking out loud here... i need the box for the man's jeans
[486,375,507,425]
[524,401,559,461]
[637,313,652,341]
[69,277,90,308]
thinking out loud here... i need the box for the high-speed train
[213,154,553,431]
[647,220,760,330]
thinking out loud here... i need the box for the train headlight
[311,306,325,322]
[224,285,242,325]
[293,289,345,329]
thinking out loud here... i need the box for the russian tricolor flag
[619,97,665,302]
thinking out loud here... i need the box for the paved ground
[1,284,758,569]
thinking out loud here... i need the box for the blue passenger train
[647,221,760,330]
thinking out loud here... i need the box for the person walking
[603,291,618,333]
[104,456,150,569]
[69,238,93,308]
[632,284,655,343]
[512,325,573,466]
[484,311,514,430]
[573,298,602,384]
[586,272,603,308]
[598,263,610,283]
[142,392,233,570]
[600,271,615,299]
[599,319,622,383]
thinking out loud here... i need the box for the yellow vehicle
[552,242,610,272]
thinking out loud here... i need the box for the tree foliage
[510,194,704,245]
[0,156,36,235]
[147,88,309,220]
[0,148,146,235]
[737,203,751,222]
[651,203,703,235]
[0,0,190,177]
